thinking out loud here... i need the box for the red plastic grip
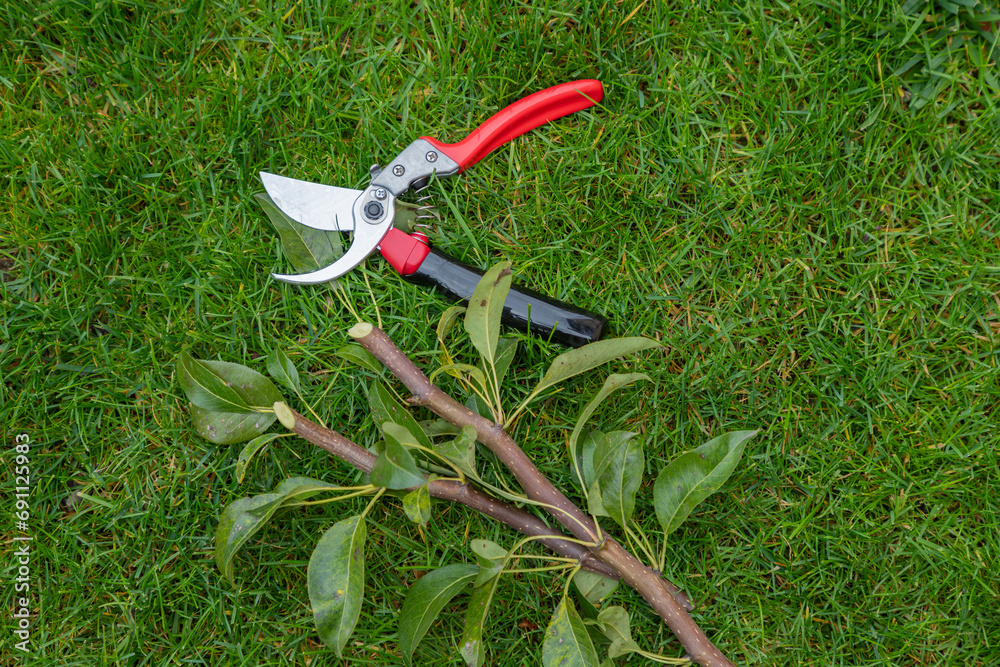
[379,228,431,276]
[421,79,603,172]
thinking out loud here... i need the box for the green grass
[2,1,998,665]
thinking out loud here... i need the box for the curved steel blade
[270,211,392,284]
[261,171,397,285]
[260,172,361,231]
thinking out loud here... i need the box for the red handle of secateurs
[421,80,604,172]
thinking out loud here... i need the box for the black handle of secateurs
[403,248,607,348]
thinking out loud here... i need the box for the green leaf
[463,262,512,369]
[470,539,507,587]
[573,569,619,606]
[309,515,366,657]
[266,348,300,393]
[571,583,600,622]
[459,575,499,667]
[430,362,490,393]
[269,475,340,506]
[215,494,283,583]
[369,380,433,450]
[579,431,601,491]
[402,483,431,527]
[190,403,276,445]
[370,422,426,490]
[214,476,335,583]
[542,597,599,667]
[336,344,382,374]
[178,352,284,413]
[477,336,517,415]
[569,373,649,492]
[398,563,478,662]
[434,425,477,479]
[255,192,343,276]
[269,475,323,492]
[390,199,421,232]
[583,432,609,517]
[533,338,660,398]
[437,304,467,341]
[594,431,644,528]
[653,430,757,536]
[235,432,283,483]
[436,304,467,365]
[465,393,494,420]
[595,606,641,658]
[492,336,518,384]
[420,418,461,438]
[477,335,517,401]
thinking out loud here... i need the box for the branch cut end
[348,322,374,339]
[274,401,296,429]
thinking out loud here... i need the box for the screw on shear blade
[364,201,385,221]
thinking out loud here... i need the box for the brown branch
[285,408,617,580]
[350,323,731,667]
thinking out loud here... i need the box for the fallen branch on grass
[179,264,756,666]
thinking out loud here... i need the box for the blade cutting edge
[260,172,362,231]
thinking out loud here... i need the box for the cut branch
[350,322,731,667]
[286,408,617,580]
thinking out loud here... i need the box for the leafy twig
[281,405,620,581]
[348,323,729,667]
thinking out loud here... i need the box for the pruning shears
[260,80,607,348]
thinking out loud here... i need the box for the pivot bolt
[425,151,438,163]
[364,201,384,221]
[373,188,387,200]
[392,165,405,177]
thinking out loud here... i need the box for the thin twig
[285,408,618,581]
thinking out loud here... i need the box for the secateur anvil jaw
[261,80,608,348]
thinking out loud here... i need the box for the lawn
[2,1,998,666]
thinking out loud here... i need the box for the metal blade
[272,217,392,284]
[260,172,362,231]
